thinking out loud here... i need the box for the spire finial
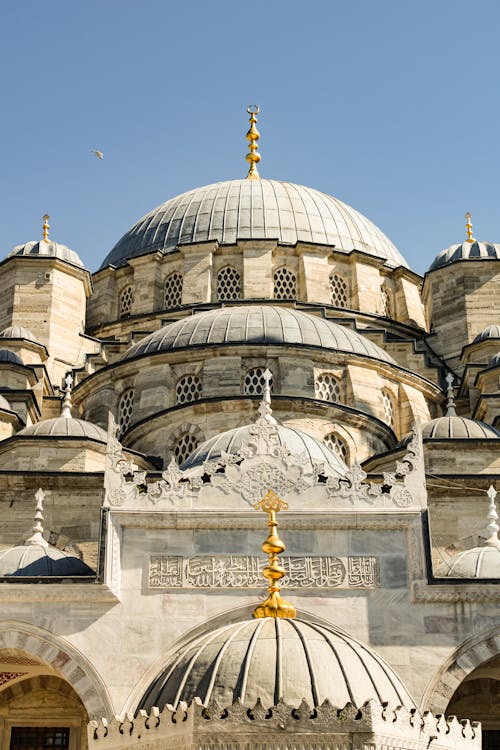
[61,372,73,418]
[465,212,475,243]
[253,490,296,619]
[483,485,500,549]
[445,372,457,416]
[257,368,276,424]
[42,214,50,243]
[245,105,261,180]
[25,488,49,547]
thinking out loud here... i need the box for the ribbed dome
[138,617,414,712]
[436,546,500,578]
[488,352,500,369]
[124,306,396,364]
[100,179,409,270]
[182,424,348,477]
[0,394,12,410]
[0,325,39,343]
[422,416,500,439]
[0,544,94,577]
[473,324,500,343]
[8,240,84,268]
[0,349,23,365]
[17,417,107,441]
[430,241,500,271]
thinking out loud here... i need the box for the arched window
[118,388,134,437]
[174,432,199,465]
[324,432,349,463]
[243,367,273,396]
[119,285,134,318]
[164,272,183,309]
[329,273,348,308]
[382,389,396,429]
[315,373,341,403]
[175,374,202,405]
[273,267,296,300]
[217,266,241,301]
[380,286,392,318]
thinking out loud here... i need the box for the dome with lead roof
[0,326,39,343]
[123,305,396,364]
[100,179,409,270]
[474,324,500,343]
[9,240,84,268]
[0,349,23,366]
[17,417,107,441]
[430,241,500,271]
[138,617,415,712]
[422,416,500,439]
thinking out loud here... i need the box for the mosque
[0,107,499,749]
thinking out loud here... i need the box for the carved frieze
[149,555,380,589]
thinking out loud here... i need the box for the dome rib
[100,179,408,270]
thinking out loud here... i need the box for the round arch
[0,621,113,719]
[421,623,500,713]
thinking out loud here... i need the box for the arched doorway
[447,654,500,750]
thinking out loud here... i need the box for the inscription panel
[149,555,379,589]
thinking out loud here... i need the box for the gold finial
[253,489,296,619]
[465,212,475,243]
[245,105,261,180]
[42,214,50,243]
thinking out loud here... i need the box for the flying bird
[91,149,104,160]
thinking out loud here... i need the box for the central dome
[100,179,408,270]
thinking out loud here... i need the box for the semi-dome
[138,617,414,712]
[436,546,500,578]
[422,416,500,439]
[0,349,23,366]
[0,325,39,343]
[473,324,500,343]
[182,423,349,477]
[8,240,84,268]
[430,241,500,271]
[100,179,409,270]
[124,305,396,364]
[0,543,94,577]
[17,417,107,441]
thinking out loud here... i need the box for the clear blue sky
[1,1,499,274]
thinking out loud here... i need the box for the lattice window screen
[176,374,202,405]
[329,273,348,308]
[273,267,296,300]
[315,373,341,403]
[118,388,135,436]
[217,266,241,301]
[382,390,396,428]
[324,432,349,462]
[174,433,199,465]
[164,272,183,309]
[243,367,273,395]
[380,287,392,318]
[120,286,134,318]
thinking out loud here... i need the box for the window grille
[380,287,392,318]
[315,373,341,403]
[10,727,70,750]
[174,433,199,465]
[324,432,349,462]
[217,266,241,301]
[382,390,396,429]
[176,374,202,405]
[243,367,273,396]
[273,267,296,300]
[164,272,183,309]
[118,388,135,436]
[329,273,348,308]
[119,286,134,318]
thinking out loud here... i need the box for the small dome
[430,241,500,271]
[0,349,23,366]
[473,324,500,343]
[0,394,12,411]
[124,306,396,364]
[436,546,500,578]
[182,424,348,478]
[100,179,409,270]
[488,352,500,369]
[138,617,414,712]
[0,544,94,577]
[17,417,107,441]
[0,325,39,343]
[8,240,84,268]
[422,416,500,439]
